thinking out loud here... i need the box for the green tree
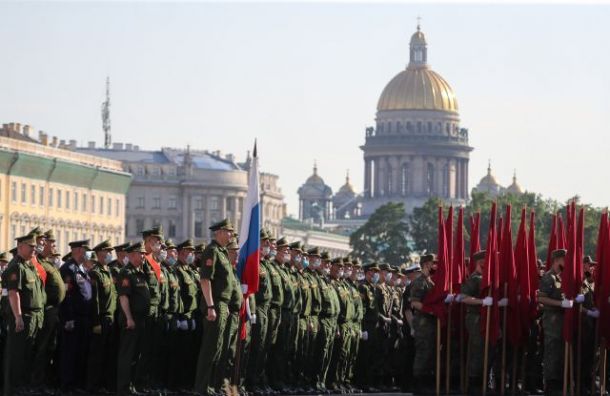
[350,202,410,265]
[409,197,443,253]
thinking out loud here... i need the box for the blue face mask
[372,273,380,284]
[104,253,113,265]
[186,254,195,265]
[167,256,177,266]
[302,259,309,269]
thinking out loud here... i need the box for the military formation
[0,219,609,396]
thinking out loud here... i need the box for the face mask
[338,270,344,278]
[372,273,380,284]
[394,278,402,286]
[104,253,113,265]
[294,256,302,264]
[85,251,93,261]
[262,246,271,256]
[35,244,44,254]
[323,268,331,276]
[167,256,177,266]
[312,258,321,268]
[269,249,277,258]
[385,273,393,282]
[283,254,291,264]
[357,273,365,281]
[344,270,352,278]
[122,256,129,266]
[152,242,162,253]
[302,259,309,269]
[186,254,195,265]
[406,279,412,286]
[159,250,168,261]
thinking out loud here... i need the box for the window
[49,188,54,207]
[83,193,87,211]
[136,167,144,176]
[194,197,203,210]
[400,164,409,196]
[99,196,104,214]
[107,198,112,216]
[39,186,44,206]
[226,197,233,211]
[168,196,177,209]
[135,219,145,234]
[152,196,161,209]
[168,220,176,238]
[11,182,16,202]
[91,195,96,212]
[209,196,218,210]
[57,189,62,208]
[65,190,70,209]
[426,163,435,196]
[136,196,145,209]
[194,220,203,238]
[386,169,393,196]
[151,167,160,176]
[21,183,26,204]
[115,199,120,217]
[31,185,36,205]
[74,192,79,211]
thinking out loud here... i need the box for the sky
[2,2,610,216]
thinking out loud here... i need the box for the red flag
[452,207,465,293]
[446,206,454,284]
[469,213,481,275]
[497,216,504,256]
[575,208,584,291]
[480,202,500,344]
[422,206,449,325]
[515,208,531,345]
[562,202,577,343]
[595,211,610,341]
[527,210,539,321]
[501,205,521,347]
[546,214,558,271]
[557,213,567,249]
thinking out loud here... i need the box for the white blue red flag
[237,141,260,296]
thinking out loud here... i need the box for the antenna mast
[102,77,111,149]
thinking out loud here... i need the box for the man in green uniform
[3,234,46,396]
[579,255,600,395]
[538,249,574,396]
[304,247,323,391]
[387,265,404,390]
[110,242,130,284]
[460,250,494,394]
[266,237,287,392]
[31,230,65,392]
[294,244,313,391]
[400,263,421,392]
[410,254,439,394]
[116,242,151,396]
[87,241,118,393]
[356,263,380,392]
[374,263,394,389]
[195,219,237,396]
[345,259,364,392]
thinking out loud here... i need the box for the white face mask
[159,250,168,261]
[357,273,365,281]
[344,270,352,278]
[323,268,331,276]
[262,246,271,256]
[35,244,44,254]
[122,256,129,266]
[394,278,402,286]
[294,255,302,263]
[85,251,93,261]
[385,273,393,283]
[186,253,195,265]
[283,254,291,264]
[152,242,162,253]
[53,258,62,268]
[269,249,277,258]
[104,253,113,265]
[312,258,321,268]
[338,270,344,278]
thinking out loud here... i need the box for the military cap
[113,242,131,252]
[29,226,43,237]
[195,243,206,253]
[50,252,62,258]
[472,250,486,261]
[86,251,98,262]
[275,237,289,248]
[388,265,399,273]
[209,218,234,232]
[583,255,597,265]
[10,247,18,257]
[62,252,72,261]
[420,253,436,265]
[43,229,56,241]
[352,262,362,269]
[260,229,270,241]
[307,247,321,257]
[378,263,391,271]
[320,251,330,260]
[405,263,422,273]
[142,225,164,239]
[69,239,90,249]
[226,239,239,250]
[177,239,196,251]
[342,257,352,265]
[351,257,361,266]
[363,262,380,272]
[93,239,114,251]
[331,257,344,266]
[551,249,567,260]
[301,248,309,256]
[288,241,303,253]
[16,234,37,247]
[0,251,9,262]
[125,242,146,253]
[164,239,177,250]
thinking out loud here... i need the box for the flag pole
[460,303,466,394]
[563,341,569,396]
[436,317,442,396]
[446,297,452,394]
[500,283,508,396]
[576,306,582,396]
[511,347,518,395]
[482,288,492,396]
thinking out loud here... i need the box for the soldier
[0,250,9,392]
[246,230,274,394]
[194,219,238,396]
[31,230,66,392]
[400,263,421,392]
[266,237,287,392]
[345,258,364,393]
[410,253,440,394]
[537,249,574,396]
[459,250,494,394]
[578,255,599,395]
[110,242,130,283]
[373,263,394,389]
[59,239,93,393]
[356,263,380,392]
[116,242,151,396]
[304,247,323,391]
[294,244,313,391]
[3,234,46,396]
[387,266,405,390]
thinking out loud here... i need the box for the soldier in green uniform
[356,263,380,392]
[87,240,118,393]
[31,230,66,391]
[304,247,323,391]
[374,263,394,389]
[246,230,274,394]
[0,250,9,393]
[400,263,421,392]
[3,234,46,396]
[116,242,151,396]
[294,245,313,391]
[266,237,287,392]
[410,253,439,394]
[538,249,574,396]
[110,242,130,284]
[460,250,494,394]
[578,255,599,395]
[194,219,237,396]
[387,266,405,390]
[345,259,364,393]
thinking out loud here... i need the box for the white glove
[444,294,455,304]
[241,284,248,294]
[561,299,574,309]
[498,298,508,307]
[64,320,75,331]
[250,314,257,325]
[575,294,585,304]
[410,328,415,337]
[361,330,368,341]
[587,309,600,318]
[396,319,403,326]
[179,320,188,330]
[482,297,493,306]
[455,294,464,303]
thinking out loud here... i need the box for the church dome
[474,161,502,197]
[377,26,458,113]
[298,163,333,199]
[506,171,523,195]
[337,172,355,195]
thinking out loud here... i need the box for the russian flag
[237,141,260,296]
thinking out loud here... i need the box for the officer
[387,265,404,390]
[293,243,313,391]
[374,263,394,388]
[400,263,421,392]
[3,234,46,396]
[247,230,274,394]
[327,257,351,392]
[579,255,599,395]
[410,253,439,394]
[31,230,66,391]
[59,239,93,393]
[304,247,323,391]
[356,263,380,392]
[538,249,574,396]
[345,258,364,393]
[110,243,130,282]
[460,250,493,394]
[266,237,287,392]
[194,219,238,396]
[116,242,151,396]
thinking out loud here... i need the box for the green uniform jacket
[4,257,46,314]
[89,263,117,325]
[199,240,237,307]
[176,261,199,319]
[117,263,151,318]
[39,259,66,307]
[255,260,273,307]
[162,263,183,317]
[268,260,284,308]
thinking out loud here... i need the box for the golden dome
[506,171,523,195]
[377,25,458,113]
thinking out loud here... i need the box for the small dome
[474,161,502,197]
[337,171,355,195]
[304,163,326,186]
[506,171,523,195]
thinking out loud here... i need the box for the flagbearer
[579,255,599,395]
[537,248,573,396]
[194,218,237,396]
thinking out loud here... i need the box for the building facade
[281,217,351,257]
[473,162,524,197]
[297,163,333,224]
[0,123,131,253]
[77,144,286,243]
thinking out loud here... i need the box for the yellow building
[0,123,131,253]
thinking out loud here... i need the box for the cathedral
[299,24,474,223]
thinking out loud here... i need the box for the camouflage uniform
[538,269,565,391]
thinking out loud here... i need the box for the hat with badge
[125,242,146,253]
[364,262,380,272]
[472,250,486,261]
[288,241,303,253]
[378,263,391,271]
[275,237,289,248]
[142,226,164,239]
[320,251,330,261]
[93,239,114,252]
[331,257,344,266]
[209,218,234,232]
[29,226,43,238]
[164,239,177,250]
[226,238,239,251]
[260,229,270,241]
[307,247,321,257]
[43,229,56,241]
[405,263,422,274]
[551,248,567,260]
[351,257,361,266]
[388,265,399,273]
[195,243,207,254]
[583,255,597,265]
[420,253,436,265]
[113,242,131,252]
[0,251,9,262]
[16,234,37,247]
[342,257,352,265]
[177,239,196,251]
[69,239,91,250]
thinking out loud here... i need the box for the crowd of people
[0,218,609,396]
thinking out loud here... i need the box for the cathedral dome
[377,26,458,113]
[506,171,523,195]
